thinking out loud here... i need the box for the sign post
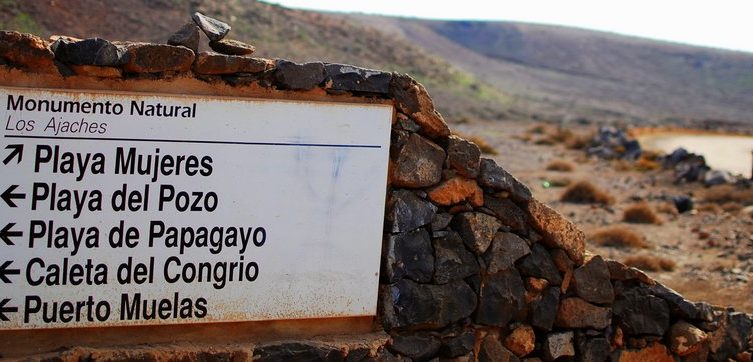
[0,88,392,329]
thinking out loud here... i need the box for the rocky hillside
[3,0,753,124]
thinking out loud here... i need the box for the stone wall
[0,24,752,361]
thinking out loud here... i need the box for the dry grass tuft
[634,157,661,171]
[624,255,676,272]
[546,160,575,172]
[656,202,679,216]
[452,131,498,155]
[623,203,662,224]
[611,160,633,172]
[590,227,650,249]
[702,185,753,205]
[697,203,722,214]
[528,124,548,134]
[561,181,615,205]
[721,202,743,213]
[548,177,572,187]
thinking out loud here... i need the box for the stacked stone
[1,21,752,362]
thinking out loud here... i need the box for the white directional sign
[0,87,392,329]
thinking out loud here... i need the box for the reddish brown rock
[193,52,271,74]
[555,297,612,329]
[391,133,445,188]
[524,199,585,265]
[427,177,484,207]
[122,43,194,73]
[390,73,450,140]
[209,39,256,55]
[0,31,55,71]
[478,335,519,362]
[504,325,535,357]
[613,343,674,362]
[668,320,708,357]
[451,212,501,255]
[69,65,122,78]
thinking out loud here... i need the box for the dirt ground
[455,119,753,313]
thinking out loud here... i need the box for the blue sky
[262,0,753,53]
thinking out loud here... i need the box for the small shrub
[697,203,722,214]
[561,181,615,205]
[721,202,743,213]
[656,202,679,216]
[534,137,556,146]
[565,132,593,150]
[635,157,661,171]
[640,149,664,161]
[702,185,753,205]
[590,227,650,249]
[528,124,548,134]
[623,203,662,224]
[548,177,572,187]
[546,160,575,172]
[624,255,676,272]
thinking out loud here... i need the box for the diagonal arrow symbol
[1,185,25,208]
[0,223,21,246]
[0,261,19,283]
[2,144,22,165]
[0,298,17,321]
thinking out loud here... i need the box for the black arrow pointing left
[0,223,21,246]
[0,298,17,321]
[3,145,22,165]
[1,185,25,208]
[0,261,20,283]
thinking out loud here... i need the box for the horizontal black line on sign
[4,134,382,149]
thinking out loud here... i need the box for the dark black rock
[709,312,753,361]
[439,331,475,358]
[381,228,434,283]
[446,135,481,178]
[192,12,231,41]
[253,342,345,362]
[663,147,690,168]
[648,282,709,321]
[274,60,325,91]
[433,231,480,284]
[672,195,694,213]
[613,289,670,336]
[451,212,502,255]
[389,279,477,329]
[430,212,453,231]
[573,255,614,304]
[478,335,519,362]
[622,139,642,160]
[386,190,437,233]
[478,158,532,203]
[577,337,610,362]
[344,347,371,362]
[532,286,560,331]
[476,268,526,326]
[167,23,200,53]
[324,63,392,94]
[389,333,441,361]
[52,38,125,66]
[209,39,255,55]
[518,244,563,285]
[483,232,531,274]
[484,197,528,234]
